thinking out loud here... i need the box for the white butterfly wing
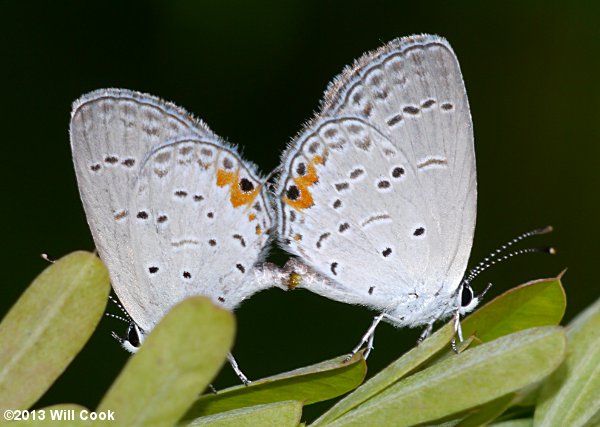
[276,35,476,320]
[71,89,273,331]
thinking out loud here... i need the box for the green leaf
[314,275,567,425]
[327,326,566,427]
[460,277,565,346]
[454,393,516,427]
[402,393,515,427]
[490,418,533,427]
[422,277,565,370]
[507,381,543,408]
[182,352,366,421]
[534,297,600,426]
[0,252,110,411]
[182,400,302,427]
[97,297,234,427]
[312,321,455,425]
[489,420,533,427]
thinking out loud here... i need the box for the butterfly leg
[417,321,434,344]
[227,353,251,386]
[349,313,386,360]
[450,309,463,353]
[363,330,376,359]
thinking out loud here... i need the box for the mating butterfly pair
[71,34,552,383]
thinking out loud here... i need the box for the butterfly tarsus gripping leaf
[227,353,251,385]
[347,312,403,360]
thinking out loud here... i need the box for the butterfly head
[456,281,485,316]
[111,322,146,353]
[106,294,146,353]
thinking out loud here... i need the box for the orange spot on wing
[283,155,323,211]
[255,224,262,235]
[216,169,260,208]
[216,169,236,187]
[231,186,259,208]
[248,213,257,221]
[285,190,314,210]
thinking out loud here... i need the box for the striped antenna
[105,312,129,324]
[464,226,555,285]
[106,295,132,321]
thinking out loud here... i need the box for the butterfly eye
[461,284,474,307]
[127,323,143,348]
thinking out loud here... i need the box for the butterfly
[275,34,552,356]
[70,88,281,382]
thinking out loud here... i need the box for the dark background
[2,0,598,420]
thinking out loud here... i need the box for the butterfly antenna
[107,295,132,321]
[105,313,130,324]
[464,226,555,284]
